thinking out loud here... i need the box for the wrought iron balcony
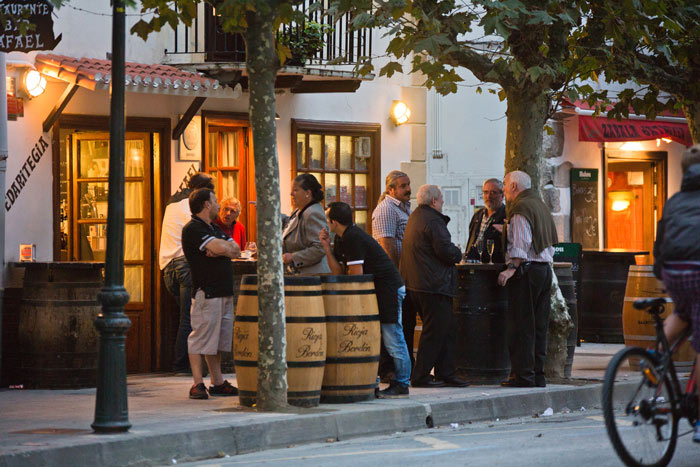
[164,1,372,67]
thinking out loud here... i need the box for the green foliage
[279,20,332,65]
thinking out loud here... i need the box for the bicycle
[602,297,698,467]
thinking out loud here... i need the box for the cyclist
[653,144,700,442]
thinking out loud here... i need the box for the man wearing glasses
[464,178,506,263]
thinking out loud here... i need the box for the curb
[0,382,632,467]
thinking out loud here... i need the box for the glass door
[70,132,153,372]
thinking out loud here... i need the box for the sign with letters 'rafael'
[0,0,62,52]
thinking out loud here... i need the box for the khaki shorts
[187,290,233,355]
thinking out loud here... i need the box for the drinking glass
[487,239,495,264]
[476,239,484,263]
[245,241,257,252]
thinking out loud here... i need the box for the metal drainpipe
[0,52,8,379]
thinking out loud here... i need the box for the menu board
[570,168,599,249]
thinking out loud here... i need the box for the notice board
[570,168,599,249]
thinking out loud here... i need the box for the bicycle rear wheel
[602,347,678,467]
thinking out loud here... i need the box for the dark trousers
[163,256,192,371]
[401,292,418,369]
[506,262,552,385]
[409,290,457,384]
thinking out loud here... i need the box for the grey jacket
[282,202,331,274]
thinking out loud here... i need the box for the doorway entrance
[54,116,170,373]
[604,151,667,260]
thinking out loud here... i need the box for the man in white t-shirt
[159,173,214,373]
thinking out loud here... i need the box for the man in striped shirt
[498,171,558,388]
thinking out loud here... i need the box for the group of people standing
[158,165,560,400]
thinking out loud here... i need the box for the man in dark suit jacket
[465,178,506,263]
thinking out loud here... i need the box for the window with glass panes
[292,121,380,233]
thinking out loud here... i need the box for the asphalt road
[182,410,699,467]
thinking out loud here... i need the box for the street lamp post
[91,0,131,434]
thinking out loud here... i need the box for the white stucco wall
[2,6,416,264]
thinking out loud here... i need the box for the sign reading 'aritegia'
[0,0,62,52]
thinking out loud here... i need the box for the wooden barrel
[580,250,641,343]
[320,275,380,403]
[17,262,104,389]
[553,263,578,378]
[234,274,326,407]
[220,260,258,375]
[454,264,510,383]
[623,265,696,371]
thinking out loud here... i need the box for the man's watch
[507,262,518,270]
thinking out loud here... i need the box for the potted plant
[280,20,332,66]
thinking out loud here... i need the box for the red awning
[578,114,692,147]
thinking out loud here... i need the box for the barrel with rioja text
[320,275,380,403]
[233,275,326,407]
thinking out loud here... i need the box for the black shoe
[444,377,470,388]
[412,378,446,388]
[535,378,546,388]
[377,384,409,399]
[189,383,209,399]
[500,379,535,388]
[209,380,238,396]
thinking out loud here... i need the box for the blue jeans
[163,256,192,370]
[381,286,412,387]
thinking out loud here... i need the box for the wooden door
[71,132,153,373]
[605,160,663,258]
[203,120,256,241]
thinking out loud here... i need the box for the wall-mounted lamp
[23,70,47,98]
[275,113,280,120]
[656,137,672,147]
[390,100,411,125]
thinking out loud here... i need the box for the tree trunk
[246,7,288,411]
[680,99,700,144]
[504,90,550,189]
[545,269,574,379]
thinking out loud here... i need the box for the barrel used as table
[580,249,647,343]
[15,262,104,389]
[623,265,696,372]
[454,264,510,384]
[233,274,326,407]
[220,259,258,374]
[320,275,380,403]
[553,262,577,378]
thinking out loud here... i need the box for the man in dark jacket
[653,146,700,442]
[400,184,469,388]
[465,178,506,263]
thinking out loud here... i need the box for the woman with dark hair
[282,174,330,274]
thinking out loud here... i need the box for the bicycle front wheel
[602,347,678,467]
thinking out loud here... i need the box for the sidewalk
[0,343,624,467]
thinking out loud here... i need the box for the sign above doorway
[0,1,62,52]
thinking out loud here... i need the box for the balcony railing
[164,1,372,66]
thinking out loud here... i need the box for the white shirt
[505,214,554,263]
[158,197,192,270]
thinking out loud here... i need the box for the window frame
[291,119,381,234]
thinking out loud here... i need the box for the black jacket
[464,204,506,263]
[654,164,700,278]
[399,205,462,297]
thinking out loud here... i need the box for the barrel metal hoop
[233,360,258,367]
[325,315,379,322]
[322,290,375,295]
[234,316,326,323]
[286,316,326,323]
[326,356,380,364]
[321,383,377,391]
[239,290,323,296]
